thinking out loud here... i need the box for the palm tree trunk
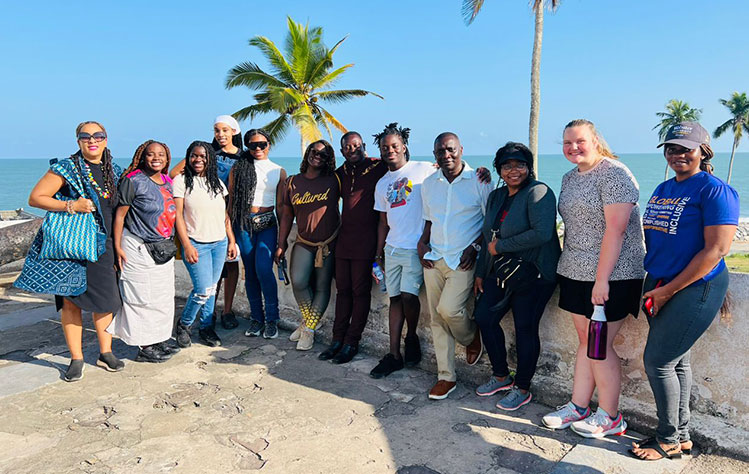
[664,163,669,181]
[301,136,306,159]
[528,5,543,177]
[727,138,738,184]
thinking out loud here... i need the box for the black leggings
[290,244,335,330]
[474,276,556,391]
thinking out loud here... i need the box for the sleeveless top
[252,159,283,207]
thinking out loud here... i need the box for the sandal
[629,437,682,461]
[680,440,693,455]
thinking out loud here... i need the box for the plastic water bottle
[277,257,287,282]
[587,305,608,360]
[372,262,386,293]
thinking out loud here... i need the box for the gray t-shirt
[557,158,645,281]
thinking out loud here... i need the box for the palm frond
[310,63,354,90]
[285,18,322,87]
[262,114,292,145]
[225,62,287,90]
[232,102,275,122]
[305,35,348,85]
[462,0,484,25]
[319,107,348,134]
[531,0,561,12]
[290,104,323,143]
[713,119,734,139]
[316,89,384,104]
[311,105,335,142]
[264,86,306,114]
[248,36,295,83]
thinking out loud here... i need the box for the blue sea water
[3,152,748,218]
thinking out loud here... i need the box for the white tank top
[253,159,283,207]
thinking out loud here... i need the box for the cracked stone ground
[0,290,747,473]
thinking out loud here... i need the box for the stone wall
[174,229,749,446]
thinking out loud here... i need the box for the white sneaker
[289,324,302,342]
[570,407,627,438]
[542,402,591,429]
[296,328,315,351]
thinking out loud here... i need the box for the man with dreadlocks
[369,123,436,378]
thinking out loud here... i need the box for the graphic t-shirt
[172,174,228,243]
[215,148,241,186]
[374,160,436,250]
[643,172,739,282]
[119,170,176,242]
[283,174,341,252]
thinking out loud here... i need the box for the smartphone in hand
[642,279,663,317]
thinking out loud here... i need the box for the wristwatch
[471,242,481,252]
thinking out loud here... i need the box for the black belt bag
[249,211,277,233]
[145,238,177,265]
[492,254,539,291]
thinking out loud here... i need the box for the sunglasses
[248,141,269,151]
[77,132,107,142]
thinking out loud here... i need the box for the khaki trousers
[424,258,476,382]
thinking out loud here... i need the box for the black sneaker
[135,345,171,363]
[64,359,85,382]
[175,323,192,348]
[96,352,124,372]
[263,320,279,339]
[244,319,264,337]
[369,354,404,379]
[318,341,343,360]
[221,312,239,330]
[404,334,422,367]
[156,340,181,355]
[199,327,222,347]
[331,344,358,365]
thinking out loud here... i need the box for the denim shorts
[383,244,423,297]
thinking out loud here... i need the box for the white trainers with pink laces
[570,407,627,438]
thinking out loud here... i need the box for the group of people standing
[22,116,738,463]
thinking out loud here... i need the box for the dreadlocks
[73,121,117,197]
[230,129,271,229]
[121,140,172,183]
[300,140,337,176]
[373,122,411,160]
[184,141,223,196]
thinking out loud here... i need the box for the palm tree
[714,92,749,184]
[462,0,560,177]
[653,99,702,180]
[226,17,383,154]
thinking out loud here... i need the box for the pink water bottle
[587,305,607,360]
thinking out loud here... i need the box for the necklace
[82,161,110,199]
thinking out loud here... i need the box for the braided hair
[184,141,223,196]
[229,129,271,229]
[373,122,411,160]
[74,121,117,197]
[121,140,172,183]
[300,140,337,176]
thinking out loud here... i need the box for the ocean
[3,152,748,218]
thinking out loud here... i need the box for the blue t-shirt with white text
[643,172,739,282]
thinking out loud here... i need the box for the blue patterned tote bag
[38,163,104,262]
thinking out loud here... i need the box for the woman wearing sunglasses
[275,140,341,350]
[229,129,286,340]
[170,115,244,330]
[26,121,124,381]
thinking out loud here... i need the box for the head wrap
[214,115,241,135]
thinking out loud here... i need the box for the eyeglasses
[248,141,269,151]
[500,162,528,172]
[77,132,107,142]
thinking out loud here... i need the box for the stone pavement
[0,292,747,473]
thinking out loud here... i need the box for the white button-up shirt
[421,162,493,270]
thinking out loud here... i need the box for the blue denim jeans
[235,221,279,322]
[643,267,729,444]
[181,238,228,329]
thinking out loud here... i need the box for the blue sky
[1,0,747,159]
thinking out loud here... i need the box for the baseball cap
[657,122,710,149]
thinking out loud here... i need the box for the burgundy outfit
[333,158,388,346]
